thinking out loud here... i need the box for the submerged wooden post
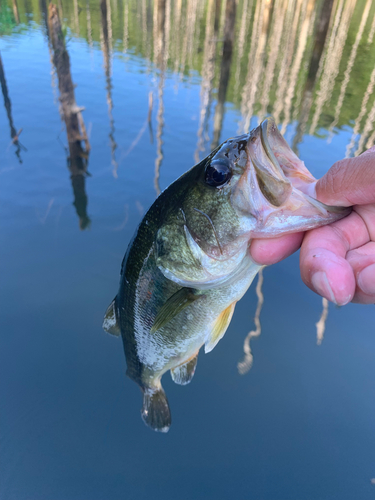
[48,3,91,229]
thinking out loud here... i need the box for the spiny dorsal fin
[102,298,121,337]
[150,287,201,334]
[205,302,236,353]
[170,351,199,385]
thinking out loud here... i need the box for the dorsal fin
[170,351,199,385]
[205,302,236,353]
[150,287,201,334]
[102,298,121,337]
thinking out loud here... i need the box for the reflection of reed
[309,0,355,136]
[280,0,315,135]
[0,53,24,162]
[316,297,328,345]
[346,65,375,157]
[48,4,91,230]
[101,0,118,178]
[212,0,236,148]
[238,269,264,375]
[328,0,372,138]
[195,0,221,162]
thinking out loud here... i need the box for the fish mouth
[245,117,351,235]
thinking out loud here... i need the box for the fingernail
[311,271,337,304]
[357,264,375,295]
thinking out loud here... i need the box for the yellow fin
[205,302,236,353]
[170,351,199,385]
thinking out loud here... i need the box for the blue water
[2,2,375,498]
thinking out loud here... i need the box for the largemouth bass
[103,118,350,432]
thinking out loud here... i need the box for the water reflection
[100,0,118,178]
[238,269,265,374]
[212,0,236,149]
[0,53,25,162]
[48,3,91,229]
[2,0,375,349]
[4,0,375,156]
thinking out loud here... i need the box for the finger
[300,211,370,305]
[250,232,304,265]
[346,242,375,304]
[316,152,375,206]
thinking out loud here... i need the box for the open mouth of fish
[242,117,351,236]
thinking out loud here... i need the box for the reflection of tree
[101,0,118,178]
[233,0,252,100]
[240,0,272,133]
[238,269,264,374]
[309,0,355,136]
[280,0,315,135]
[292,0,335,153]
[86,0,93,50]
[211,0,236,149]
[316,297,328,345]
[12,0,20,23]
[259,0,287,119]
[153,0,170,196]
[195,0,221,162]
[328,0,372,139]
[0,52,24,163]
[48,3,91,230]
[346,66,375,157]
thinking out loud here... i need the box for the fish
[103,117,351,433]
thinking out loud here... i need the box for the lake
[1,0,375,498]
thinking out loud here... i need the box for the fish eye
[205,159,232,188]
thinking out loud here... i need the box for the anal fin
[205,302,236,353]
[102,298,121,337]
[171,351,198,385]
[151,287,201,334]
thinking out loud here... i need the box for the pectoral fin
[205,302,236,353]
[170,351,199,385]
[102,298,121,337]
[150,288,201,334]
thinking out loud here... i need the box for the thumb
[316,148,375,207]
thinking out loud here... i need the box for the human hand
[250,147,375,305]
